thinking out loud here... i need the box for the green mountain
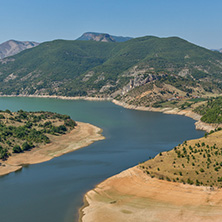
[0,35,222,103]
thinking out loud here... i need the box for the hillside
[0,35,222,104]
[140,128,222,187]
[0,40,39,59]
[212,48,222,53]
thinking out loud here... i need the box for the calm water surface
[0,97,204,222]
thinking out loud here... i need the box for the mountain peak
[0,40,39,59]
[77,32,132,42]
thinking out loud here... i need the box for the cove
[0,97,204,222]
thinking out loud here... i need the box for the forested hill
[0,35,222,101]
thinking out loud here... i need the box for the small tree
[13,145,22,153]
[22,142,31,151]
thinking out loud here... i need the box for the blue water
[0,97,204,222]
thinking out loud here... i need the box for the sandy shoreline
[0,122,104,177]
[80,166,222,222]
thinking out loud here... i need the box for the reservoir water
[0,97,204,222]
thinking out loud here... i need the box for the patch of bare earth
[80,166,222,222]
[0,122,104,176]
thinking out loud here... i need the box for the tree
[22,142,31,151]
[13,145,22,153]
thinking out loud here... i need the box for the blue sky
[1,0,222,49]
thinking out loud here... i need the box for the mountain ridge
[0,35,222,108]
[0,40,39,59]
[77,32,133,42]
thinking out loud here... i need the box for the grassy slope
[140,129,222,188]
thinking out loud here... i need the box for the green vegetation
[0,110,76,160]
[0,36,222,99]
[139,129,222,188]
[194,97,222,123]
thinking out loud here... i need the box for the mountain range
[0,40,39,59]
[0,33,222,108]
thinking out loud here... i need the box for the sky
[1,0,222,49]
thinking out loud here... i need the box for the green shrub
[13,145,22,153]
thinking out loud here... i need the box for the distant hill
[0,35,222,107]
[0,40,39,59]
[212,48,222,53]
[77,32,132,42]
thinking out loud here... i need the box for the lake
[0,97,204,222]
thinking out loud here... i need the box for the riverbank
[112,99,220,132]
[0,95,219,132]
[80,166,222,222]
[0,122,104,176]
[0,94,112,101]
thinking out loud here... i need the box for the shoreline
[0,94,113,101]
[0,122,105,177]
[112,99,220,132]
[0,94,219,132]
[1,94,221,220]
[80,166,222,222]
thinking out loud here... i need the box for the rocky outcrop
[0,40,39,59]
[195,120,222,132]
[122,73,161,95]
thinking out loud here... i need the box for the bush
[200,168,205,173]
[22,142,32,151]
[0,114,5,119]
[0,147,9,160]
[13,145,22,153]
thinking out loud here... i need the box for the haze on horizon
[1,0,222,49]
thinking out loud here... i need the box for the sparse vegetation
[139,130,222,188]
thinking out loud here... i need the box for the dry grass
[140,130,222,187]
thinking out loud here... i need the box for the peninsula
[0,110,104,176]
[80,99,222,222]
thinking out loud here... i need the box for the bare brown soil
[0,122,104,176]
[80,166,222,222]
